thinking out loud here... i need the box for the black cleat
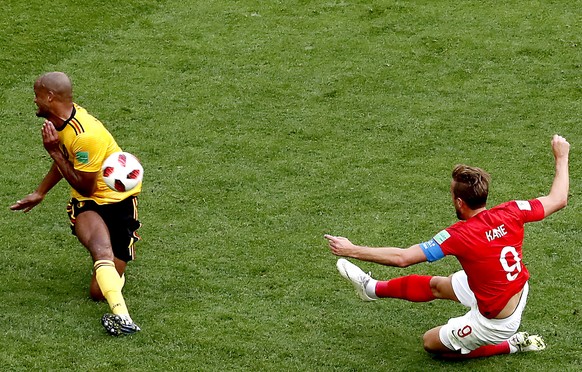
[101,313,141,336]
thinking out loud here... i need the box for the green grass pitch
[0,0,580,370]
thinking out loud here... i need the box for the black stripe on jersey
[67,122,79,135]
[67,119,85,135]
[58,106,77,132]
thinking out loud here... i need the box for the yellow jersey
[57,103,141,204]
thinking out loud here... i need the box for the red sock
[375,275,436,302]
[441,341,510,359]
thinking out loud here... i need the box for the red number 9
[457,325,472,338]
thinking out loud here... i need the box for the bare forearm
[325,235,427,267]
[36,162,63,196]
[539,156,569,217]
[550,157,569,202]
[349,246,411,267]
[49,151,93,196]
[10,162,63,212]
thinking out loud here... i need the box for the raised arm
[42,120,98,197]
[324,234,427,267]
[537,134,570,218]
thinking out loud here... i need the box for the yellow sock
[94,260,129,316]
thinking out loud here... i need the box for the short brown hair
[451,165,491,209]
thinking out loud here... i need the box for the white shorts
[439,270,529,354]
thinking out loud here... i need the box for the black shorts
[67,196,141,262]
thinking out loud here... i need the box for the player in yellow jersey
[10,72,141,336]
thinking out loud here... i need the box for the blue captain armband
[419,239,445,262]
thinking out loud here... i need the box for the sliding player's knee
[429,276,445,297]
[422,332,440,353]
[87,243,115,262]
[429,276,455,300]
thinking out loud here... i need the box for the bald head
[35,72,73,102]
[34,72,74,122]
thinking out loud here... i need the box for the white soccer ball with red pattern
[101,152,143,192]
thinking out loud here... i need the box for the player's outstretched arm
[10,162,63,212]
[537,134,569,218]
[324,234,427,267]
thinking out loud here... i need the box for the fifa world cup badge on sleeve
[434,230,451,245]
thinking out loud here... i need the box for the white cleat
[509,332,546,352]
[336,259,375,302]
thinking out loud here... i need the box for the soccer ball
[101,152,143,192]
